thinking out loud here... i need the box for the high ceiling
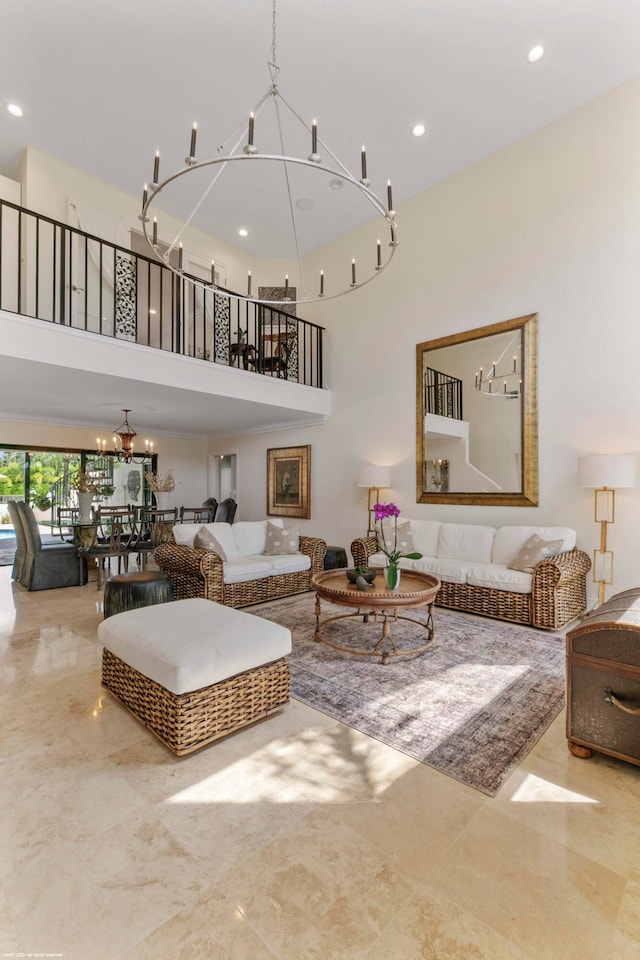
[4,0,640,258]
[2,0,640,439]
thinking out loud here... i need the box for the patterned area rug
[253,592,566,796]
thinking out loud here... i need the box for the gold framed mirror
[416,313,538,506]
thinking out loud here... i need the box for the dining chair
[214,497,237,524]
[257,331,296,378]
[179,505,215,524]
[78,505,137,590]
[7,500,28,582]
[134,506,178,569]
[202,497,218,518]
[56,506,79,543]
[15,501,87,590]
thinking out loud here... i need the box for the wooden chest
[566,588,640,766]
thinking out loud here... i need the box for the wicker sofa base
[435,580,532,625]
[102,648,290,756]
[216,570,312,608]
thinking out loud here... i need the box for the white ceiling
[2,0,640,438]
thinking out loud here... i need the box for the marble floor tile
[4,810,210,960]
[118,887,279,959]
[1,566,639,958]
[362,882,533,960]
[492,753,640,878]
[435,803,625,960]
[221,808,415,960]
[327,755,486,885]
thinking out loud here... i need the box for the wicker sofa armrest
[155,538,225,602]
[531,547,591,629]
[155,539,205,575]
[350,536,379,568]
[299,536,327,575]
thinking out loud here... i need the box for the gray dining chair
[7,500,28,582]
[16,501,87,591]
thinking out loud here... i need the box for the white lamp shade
[357,464,392,488]
[578,453,636,488]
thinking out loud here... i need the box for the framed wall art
[266,445,311,519]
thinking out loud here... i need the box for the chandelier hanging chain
[273,94,306,298]
[271,0,278,70]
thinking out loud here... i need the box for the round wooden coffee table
[311,569,441,664]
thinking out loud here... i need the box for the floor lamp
[578,453,636,606]
[357,464,392,537]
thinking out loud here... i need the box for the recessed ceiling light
[412,123,426,137]
[238,228,248,237]
[329,179,344,191]
[296,198,314,211]
[7,103,23,118]
[527,45,545,63]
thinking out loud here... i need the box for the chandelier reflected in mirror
[474,333,522,399]
[140,0,399,306]
[96,409,154,464]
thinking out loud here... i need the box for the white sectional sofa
[155,519,326,608]
[351,521,591,629]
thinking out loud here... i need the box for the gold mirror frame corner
[416,312,538,507]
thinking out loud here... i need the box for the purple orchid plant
[373,502,422,588]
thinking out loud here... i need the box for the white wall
[214,76,640,604]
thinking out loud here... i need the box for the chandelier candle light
[140,0,399,305]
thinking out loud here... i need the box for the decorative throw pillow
[377,520,415,556]
[263,520,299,555]
[194,526,231,561]
[508,534,564,574]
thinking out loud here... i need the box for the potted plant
[71,471,105,523]
[145,469,175,509]
[346,565,377,584]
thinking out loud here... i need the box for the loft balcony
[0,200,330,437]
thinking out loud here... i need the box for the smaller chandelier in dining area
[96,409,154,464]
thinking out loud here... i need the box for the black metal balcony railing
[0,199,323,388]
[424,366,463,420]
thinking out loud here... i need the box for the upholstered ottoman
[98,597,291,755]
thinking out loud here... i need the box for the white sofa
[351,521,591,629]
[155,519,327,608]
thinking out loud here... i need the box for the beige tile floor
[1,564,640,959]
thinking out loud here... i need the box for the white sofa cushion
[437,523,496,564]
[263,553,311,574]
[172,522,202,548]
[232,520,268,556]
[222,552,310,584]
[98,598,291,695]
[409,520,441,557]
[197,522,239,561]
[412,557,471,584]
[376,519,415,556]
[465,563,533,594]
[222,556,273,584]
[492,525,576,565]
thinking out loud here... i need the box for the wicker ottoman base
[102,648,290,756]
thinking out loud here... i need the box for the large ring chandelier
[140,0,399,306]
